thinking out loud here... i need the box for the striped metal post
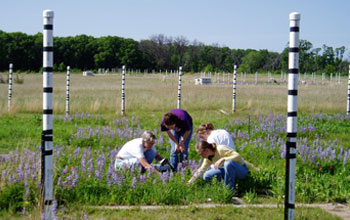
[285,12,300,220]
[232,65,237,113]
[177,66,182,109]
[7,63,13,112]
[121,65,126,115]
[347,65,350,115]
[66,66,70,117]
[42,9,54,220]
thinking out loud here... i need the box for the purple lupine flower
[139,174,146,185]
[74,147,80,159]
[2,170,7,181]
[22,207,26,215]
[112,172,121,186]
[57,176,62,187]
[25,180,29,199]
[88,159,94,176]
[32,170,37,182]
[17,168,24,182]
[132,176,137,188]
[52,199,57,216]
[94,169,100,180]
[84,211,89,220]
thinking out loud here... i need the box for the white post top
[9,63,13,68]
[234,65,237,69]
[179,66,182,71]
[289,12,300,20]
[122,65,125,69]
[67,66,70,70]
[43,10,54,18]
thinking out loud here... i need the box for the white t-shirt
[207,129,235,150]
[117,138,156,159]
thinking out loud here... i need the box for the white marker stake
[177,66,182,109]
[121,65,126,115]
[42,9,54,220]
[7,63,13,112]
[232,65,237,113]
[285,12,300,220]
[347,65,350,115]
[66,66,70,117]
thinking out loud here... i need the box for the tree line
[0,30,348,74]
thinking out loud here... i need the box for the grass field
[0,72,349,219]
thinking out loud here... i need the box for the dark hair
[196,123,215,136]
[163,113,179,126]
[196,141,216,154]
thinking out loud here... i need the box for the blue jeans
[169,128,193,170]
[203,161,248,191]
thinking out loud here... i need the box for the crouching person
[114,131,170,173]
[188,141,250,192]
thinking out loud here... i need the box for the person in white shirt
[114,131,170,172]
[196,122,235,150]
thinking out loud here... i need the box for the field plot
[0,72,349,219]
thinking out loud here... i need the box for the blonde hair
[196,141,216,154]
[196,123,215,136]
[142,131,156,143]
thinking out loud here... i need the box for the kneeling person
[188,141,250,191]
[114,131,169,172]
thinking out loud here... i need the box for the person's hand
[214,158,225,169]
[175,143,181,153]
[179,142,186,153]
[179,145,186,153]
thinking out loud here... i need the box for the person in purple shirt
[161,109,193,170]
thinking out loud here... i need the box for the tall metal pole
[42,9,54,220]
[177,66,182,109]
[347,65,350,116]
[232,65,237,113]
[285,12,300,220]
[66,66,70,117]
[7,63,13,112]
[121,65,126,115]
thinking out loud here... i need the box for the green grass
[2,205,342,220]
[0,73,349,219]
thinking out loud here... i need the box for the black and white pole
[42,9,54,220]
[177,66,182,109]
[347,65,350,116]
[7,63,13,112]
[232,65,237,113]
[121,65,126,115]
[285,12,300,220]
[65,66,70,117]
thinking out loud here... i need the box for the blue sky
[1,0,349,55]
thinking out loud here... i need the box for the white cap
[289,12,300,21]
[43,10,54,18]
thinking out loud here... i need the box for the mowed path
[90,203,350,220]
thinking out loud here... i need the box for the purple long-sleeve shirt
[160,109,193,132]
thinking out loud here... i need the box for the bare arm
[166,130,179,145]
[181,130,191,145]
[138,157,153,170]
